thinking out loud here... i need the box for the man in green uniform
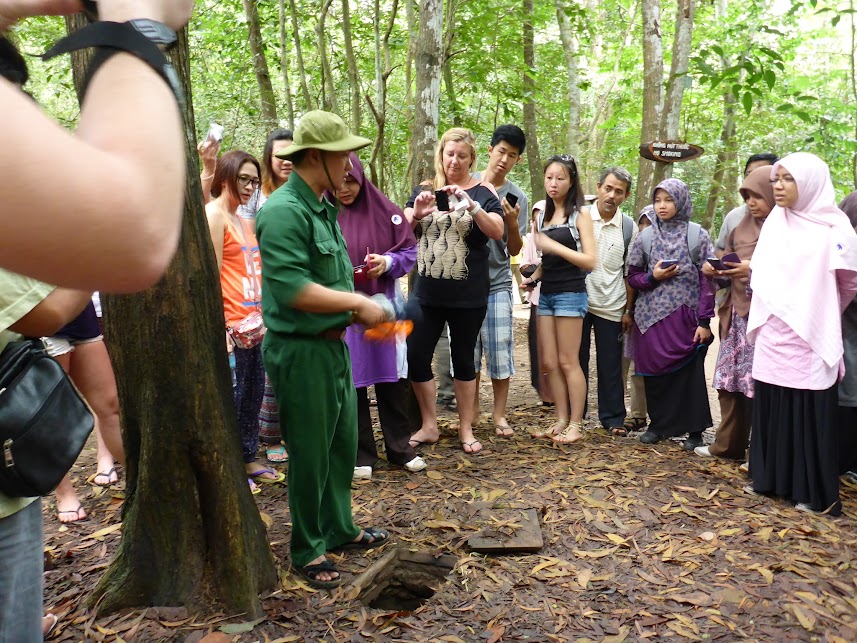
[256,111,389,589]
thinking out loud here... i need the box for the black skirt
[750,381,841,516]
[838,405,857,474]
[644,348,712,438]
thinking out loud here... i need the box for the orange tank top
[220,215,262,326]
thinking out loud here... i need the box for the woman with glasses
[521,155,596,444]
[745,153,857,515]
[404,127,504,454]
[206,150,283,490]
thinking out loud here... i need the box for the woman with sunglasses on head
[206,150,283,491]
[521,155,596,444]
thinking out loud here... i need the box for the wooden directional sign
[640,140,705,163]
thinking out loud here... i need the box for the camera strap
[42,22,183,107]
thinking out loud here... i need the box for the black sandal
[610,426,629,437]
[330,527,389,552]
[292,559,342,589]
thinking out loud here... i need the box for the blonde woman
[404,128,504,454]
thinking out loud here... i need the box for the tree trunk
[408,0,443,188]
[405,0,416,105]
[522,0,543,203]
[701,90,737,231]
[634,0,664,213]
[367,0,399,192]
[442,0,462,127]
[279,0,296,130]
[316,0,337,113]
[341,0,362,129]
[63,16,277,616]
[851,0,857,187]
[555,0,580,159]
[653,0,694,185]
[243,0,278,130]
[290,0,313,110]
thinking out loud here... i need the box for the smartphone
[206,123,225,144]
[435,190,450,212]
[520,264,537,278]
[660,259,679,269]
[706,257,726,271]
[707,253,740,271]
[505,193,519,208]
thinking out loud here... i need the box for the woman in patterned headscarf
[626,179,716,449]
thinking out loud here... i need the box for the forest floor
[42,313,857,642]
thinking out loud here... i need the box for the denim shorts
[537,291,588,318]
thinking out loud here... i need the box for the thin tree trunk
[341,0,362,129]
[367,0,398,191]
[279,0,295,130]
[290,0,313,110]
[61,17,277,616]
[523,0,543,202]
[408,0,443,188]
[701,91,737,230]
[442,0,462,127]
[653,0,694,185]
[851,0,857,187]
[555,0,580,158]
[316,0,337,113]
[405,0,416,105]
[635,0,664,213]
[243,0,278,130]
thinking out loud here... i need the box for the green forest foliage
[13,0,857,228]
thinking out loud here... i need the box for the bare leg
[52,352,87,522]
[535,315,569,436]
[553,316,585,443]
[491,378,512,434]
[471,373,482,427]
[409,380,440,445]
[454,378,481,452]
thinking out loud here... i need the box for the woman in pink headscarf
[746,153,857,515]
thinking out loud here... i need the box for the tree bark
[523,0,543,203]
[408,0,443,188]
[290,0,313,110]
[341,0,362,130]
[701,90,737,231]
[63,16,277,616]
[405,0,416,105]
[316,0,337,113]
[653,0,694,185]
[555,0,580,159]
[635,0,664,213]
[279,0,296,130]
[243,0,278,131]
[367,0,399,191]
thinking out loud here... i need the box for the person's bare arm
[205,205,225,272]
[0,1,194,292]
[291,284,385,327]
[198,139,220,204]
[8,288,91,337]
[504,199,524,256]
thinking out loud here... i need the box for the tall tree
[316,0,337,112]
[63,15,277,616]
[635,0,664,212]
[523,0,543,202]
[367,0,399,191]
[290,0,313,110]
[243,0,278,130]
[555,0,580,159]
[341,0,362,129]
[279,0,296,130]
[442,0,462,126]
[408,0,443,188]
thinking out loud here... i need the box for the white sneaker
[795,502,820,514]
[404,456,427,472]
[353,466,372,480]
[694,446,712,458]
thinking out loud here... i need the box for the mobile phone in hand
[706,257,726,271]
[505,193,519,208]
[520,264,537,278]
[435,190,450,212]
[660,259,679,269]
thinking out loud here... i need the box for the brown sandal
[552,420,584,444]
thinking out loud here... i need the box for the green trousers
[263,333,360,567]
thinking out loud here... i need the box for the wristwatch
[128,20,178,50]
[468,200,482,214]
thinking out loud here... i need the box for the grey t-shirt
[716,205,747,251]
[473,173,529,294]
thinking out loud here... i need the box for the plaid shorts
[474,290,516,380]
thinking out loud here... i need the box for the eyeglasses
[769,176,795,186]
[237,174,261,189]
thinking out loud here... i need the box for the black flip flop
[292,559,342,589]
[330,527,389,552]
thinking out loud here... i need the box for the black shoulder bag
[0,339,95,497]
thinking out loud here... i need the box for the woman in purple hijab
[627,179,715,449]
[336,154,423,479]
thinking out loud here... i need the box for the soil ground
[42,307,857,642]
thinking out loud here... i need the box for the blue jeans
[0,500,43,643]
[537,291,588,317]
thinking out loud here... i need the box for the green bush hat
[275,110,371,158]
